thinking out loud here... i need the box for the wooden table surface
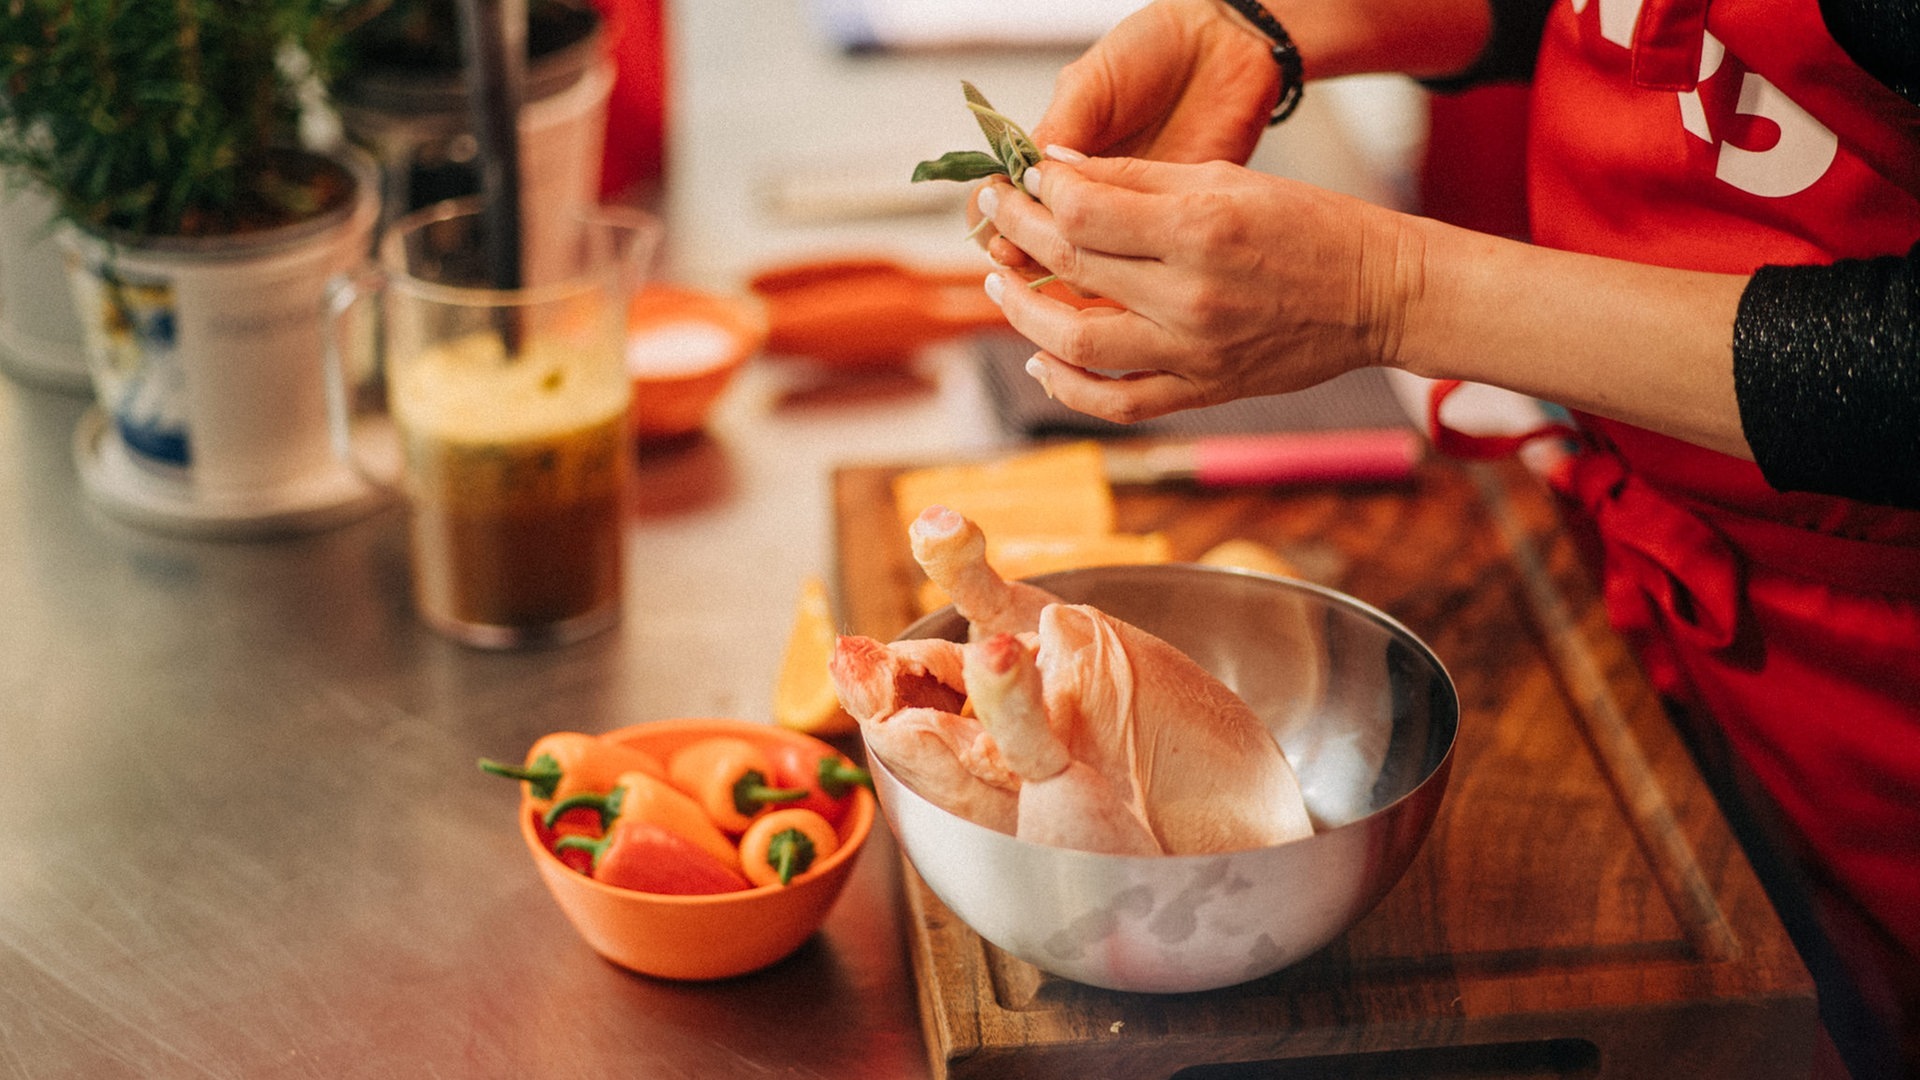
[834,453,1818,1080]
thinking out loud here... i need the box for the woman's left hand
[979,151,1414,424]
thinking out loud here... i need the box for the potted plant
[0,0,386,536]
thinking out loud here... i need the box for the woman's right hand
[976,0,1280,269]
[1029,0,1281,167]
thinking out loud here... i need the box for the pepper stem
[766,828,817,885]
[543,789,617,831]
[551,833,609,871]
[732,770,810,816]
[816,758,873,799]
[478,752,563,801]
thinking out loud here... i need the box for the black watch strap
[1219,0,1305,125]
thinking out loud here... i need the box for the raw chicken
[908,506,1053,638]
[910,505,1315,854]
[965,633,1161,855]
[829,633,1021,834]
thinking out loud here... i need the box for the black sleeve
[1821,0,1920,108]
[1419,0,1556,91]
[1733,241,1920,510]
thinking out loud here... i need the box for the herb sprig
[911,82,1056,287]
[911,82,1040,187]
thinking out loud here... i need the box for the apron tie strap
[1560,449,1745,698]
[1428,380,1737,699]
[1424,379,1581,460]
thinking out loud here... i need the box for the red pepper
[765,742,871,828]
[542,769,742,874]
[553,818,751,895]
[534,813,598,876]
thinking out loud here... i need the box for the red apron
[1465,0,1920,1068]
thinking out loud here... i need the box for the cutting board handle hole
[1169,1037,1600,1079]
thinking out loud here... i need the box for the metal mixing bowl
[870,564,1457,993]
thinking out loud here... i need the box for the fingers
[980,154,1242,301]
[1023,352,1207,425]
[975,171,1156,310]
[985,271,1171,375]
[996,159,1178,263]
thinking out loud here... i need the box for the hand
[970,0,1276,268]
[978,152,1414,424]
[1031,0,1279,165]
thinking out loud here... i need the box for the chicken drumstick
[912,505,1315,854]
[966,633,1162,855]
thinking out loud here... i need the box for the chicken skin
[965,633,1162,855]
[829,633,1020,834]
[907,505,1315,854]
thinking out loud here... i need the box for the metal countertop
[0,1,1418,1072]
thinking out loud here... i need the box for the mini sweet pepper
[477,731,666,811]
[738,808,840,887]
[543,769,742,873]
[765,741,871,828]
[666,736,809,833]
[554,819,751,896]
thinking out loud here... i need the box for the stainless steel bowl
[870,564,1456,993]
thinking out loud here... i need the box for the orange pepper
[666,736,809,834]
[542,769,742,874]
[738,808,840,887]
[477,731,666,812]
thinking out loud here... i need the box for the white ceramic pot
[63,150,387,538]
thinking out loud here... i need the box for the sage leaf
[962,82,1038,170]
[911,150,1006,184]
[909,82,1041,185]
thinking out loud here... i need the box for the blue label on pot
[74,263,190,467]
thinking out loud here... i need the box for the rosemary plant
[0,0,373,239]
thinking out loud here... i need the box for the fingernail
[976,184,1000,218]
[984,273,1005,306]
[1044,145,1087,163]
[1024,354,1054,399]
[1023,165,1044,198]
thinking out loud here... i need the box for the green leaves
[911,81,1041,186]
[963,81,1039,183]
[910,151,1004,184]
[0,0,363,238]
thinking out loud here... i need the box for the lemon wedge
[1197,538,1297,577]
[773,576,856,735]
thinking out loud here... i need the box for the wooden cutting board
[832,454,1817,1080]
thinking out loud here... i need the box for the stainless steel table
[0,354,992,1080]
[0,2,1419,1072]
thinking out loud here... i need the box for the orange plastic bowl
[519,717,874,980]
[625,285,767,443]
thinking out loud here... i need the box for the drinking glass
[329,197,659,648]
